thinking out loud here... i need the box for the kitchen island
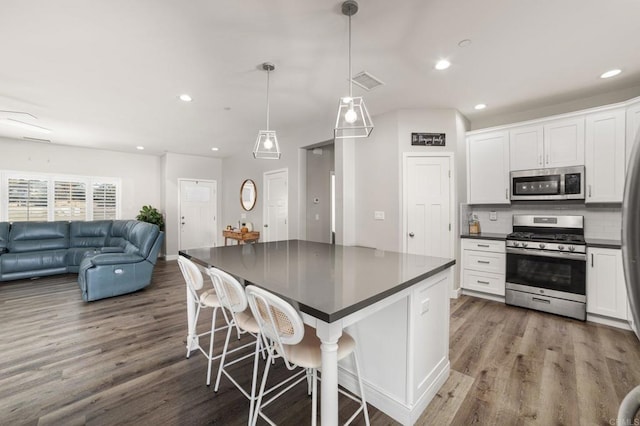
[180,240,455,425]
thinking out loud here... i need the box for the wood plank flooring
[1,260,639,425]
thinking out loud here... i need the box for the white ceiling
[2,0,640,158]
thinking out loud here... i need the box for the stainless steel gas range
[505,215,587,320]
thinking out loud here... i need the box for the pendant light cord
[266,68,270,131]
[348,13,352,99]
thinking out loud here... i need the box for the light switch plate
[374,211,385,220]
[489,211,497,221]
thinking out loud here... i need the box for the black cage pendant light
[334,0,373,139]
[253,62,281,159]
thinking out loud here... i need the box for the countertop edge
[460,233,507,241]
[585,239,622,249]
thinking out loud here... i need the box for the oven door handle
[506,247,587,261]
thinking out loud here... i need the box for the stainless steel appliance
[505,214,586,320]
[510,166,585,201]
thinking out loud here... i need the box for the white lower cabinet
[461,239,505,296]
[587,247,628,320]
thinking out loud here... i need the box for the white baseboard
[587,313,632,330]
[164,254,178,261]
[450,287,462,299]
[461,289,505,303]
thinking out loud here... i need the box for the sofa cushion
[107,220,136,248]
[126,222,160,258]
[8,222,70,253]
[70,221,112,248]
[66,247,100,267]
[0,249,68,273]
[0,222,9,253]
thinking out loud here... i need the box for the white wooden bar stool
[177,256,231,386]
[206,267,265,425]
[245,285,370,426]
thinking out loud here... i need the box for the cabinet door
[467,131,510,204]
[587,248,627,320]
[509,125,544,171]
[626,101,640,166]
[543,117,585,168]
[585,109,626,203]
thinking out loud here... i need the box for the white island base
[303,267,451,425]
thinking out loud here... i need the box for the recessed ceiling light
[600,69,622,79]
[474,104,487,110]
[136,146,144,150]
[435,59,451,70]
[179,94,192,102]
[211,147,219,151]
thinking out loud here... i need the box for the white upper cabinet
[543,117,585,168]
[585,108,626,203]
[467,131,510,204]
[626,100,640,166]
[509,125,544,171]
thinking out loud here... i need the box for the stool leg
[352,350,370,426]
[206,307,218,386]
[214,317,234,392]
[252,352,273,426]
[248,335,261,426]
[311,368,318,426]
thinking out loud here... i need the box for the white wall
[162,152,222,257]
[306,145,334,243]
[0,137,161,220]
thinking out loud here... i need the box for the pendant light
[253,62,281,159]
[334,0,373,139]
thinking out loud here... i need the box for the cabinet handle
[591,253,594,267]
[532,297,551,304]
[546,154,549,164]
[505,188,508,199]
[588,185,592,197]
[539,154,543,166]
[477,280,490,285]
[477,260,491,264]
[477,244,490,248]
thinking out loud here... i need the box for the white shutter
[54,180,87,221]
[7,178,49,221]
[92,182,117,220]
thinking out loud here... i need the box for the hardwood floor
[1,260,638,425]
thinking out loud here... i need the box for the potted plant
[136,205,165,231]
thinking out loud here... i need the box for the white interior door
[263,169,288,242]
[405,155,452,257]
[179,179,217,249]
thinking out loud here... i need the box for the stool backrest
[246,285,304,361]
[207,267,247,313]
[178,256,204,301]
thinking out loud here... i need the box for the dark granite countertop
[460,232,507,241]
[586,238,621,249]
[180,240,455,323]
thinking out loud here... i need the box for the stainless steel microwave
[510,166,585,201]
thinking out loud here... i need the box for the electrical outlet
[374,211,385,220]
[489,211,497,221]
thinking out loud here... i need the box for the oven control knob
[568,246,575,252]
[558,245,565,251]
[513,241,520,247]
[522,242,528,248]
[539,243,546,249]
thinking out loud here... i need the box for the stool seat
[281,325,355,369]
[199,289,220,307]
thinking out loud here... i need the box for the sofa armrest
[90,253,145,266]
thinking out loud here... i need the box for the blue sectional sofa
[0,220,164,301]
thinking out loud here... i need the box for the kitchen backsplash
[460,203,622,240]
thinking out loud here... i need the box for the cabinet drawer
[461,239,505,253]
[462,250,505,274]
[462,269,505,296]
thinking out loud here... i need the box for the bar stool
[245,285,370,426]
[206,267,264,425]
[177,256,230,386]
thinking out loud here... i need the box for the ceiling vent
[351,71,384,91]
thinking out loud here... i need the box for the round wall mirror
[240,179,257,211]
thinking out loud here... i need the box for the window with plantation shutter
[92,182,117,220]
[54,181,86,220]
[7,178,49,221]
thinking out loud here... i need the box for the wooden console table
[223,230,260,246]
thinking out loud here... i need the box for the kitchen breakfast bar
[179,240,455,425]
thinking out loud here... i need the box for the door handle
[409,232,415,237]
[181,222,185,225]
[264,224,269,228]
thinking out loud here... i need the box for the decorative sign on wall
[411,132,446,146]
